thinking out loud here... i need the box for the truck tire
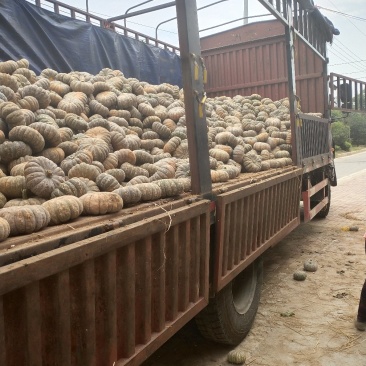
[195,259,263,345]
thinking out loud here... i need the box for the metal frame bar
[176,0,212,196]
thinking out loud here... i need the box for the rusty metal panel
[214,168,302,292]
[0,200,210,366]
[201,19,326,115]
[296,113,332,171]
[330,73,366,113]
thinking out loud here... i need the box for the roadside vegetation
[331,110,366,155]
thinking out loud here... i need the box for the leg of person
[355,279,366,331]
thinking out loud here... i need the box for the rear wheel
[195,259,263,345]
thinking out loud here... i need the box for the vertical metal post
[176,0,212,196]
[284,0,299,166]
[322,48,330,119]
[243,0,248,25]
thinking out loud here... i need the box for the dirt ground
[143,169,366,366]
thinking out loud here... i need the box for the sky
[32,0,366,81]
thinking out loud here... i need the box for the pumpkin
[68,162,101,181]
[64,113,88,131]
[50,177,88,198]
[4,192,46,207]
[149,163,176,181]
[0,192,7,208]
[211,169,230,183]
[227,350,246,365]
[70,80,94,94]
[18,84,51,109]
[17,96,39,111]
[105,169,126,184]
[209,148,230,164]
[303,259,318,272]
[89,100,109,117]
[154,179,184,198]
[40,147,65,164]
[218,165,240,179]
[10,162,28,176]
[78,138,110,162]
[58,97,84,115]
[0,141,32,164]
[163,136,181,154]
[0,217,10,242]
[113,186,142,205]
[173,140,189,159]
[95,92,118,110]
[121,163,149,180]
[49,80,71,96]
[242,152,262,173]
[138,102,155,117]
[29,121,61,147]
[80,192,123,215]
[293,270,307,281]
[102,153,119,170]
[134,183,162,201]
[58,127,74,142]
[24,157,65,198]
[95,173,120,192]
[60,150,93,174]
[42,195,83,225]
[0,176,27,198]
[0,205,50,235]
[134,150,154,165]
[79,177,100,193]
[215,131,238,147]
[8,125,45,153]
[85,126,111,144]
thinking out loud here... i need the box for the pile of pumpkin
[0,58,293,241]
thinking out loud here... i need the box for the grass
[335,145,366,158]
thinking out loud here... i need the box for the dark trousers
[357,279,366,323]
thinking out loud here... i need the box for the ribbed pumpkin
[29,121,62,147]
[0,141,32,164]
[0,176,27,198]
[154,179,184,198]
[113,186,142,205]
[8,125,45,153]
[50,177,88,198]
[68,162,101,181]
[42,195,83,225]
[95,173,120,192]
[24,157,65,198]
[0,205,50,235]
[80,192,123,215]
[133,183,162,201]
[0,192,7,208]
[0,217,10,242]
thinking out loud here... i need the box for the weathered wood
[117,244,135,358]
[151,232,166,333]
[0,201,210,296]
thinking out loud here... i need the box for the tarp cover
[0,0,182,86]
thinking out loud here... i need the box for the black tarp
[0,0,182,86]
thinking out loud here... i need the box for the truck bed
[0,165,302,366]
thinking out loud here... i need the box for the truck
[0,0,363,365]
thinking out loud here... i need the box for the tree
[348,113,366,146]
[331,121,351,151]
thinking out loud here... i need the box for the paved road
[335,151,366,179]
